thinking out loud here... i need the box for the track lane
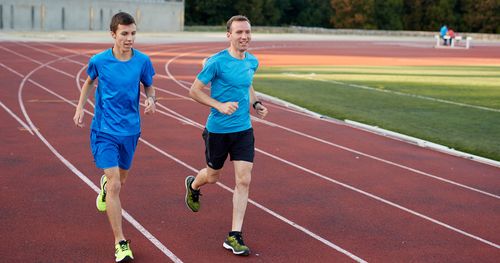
[1,40,499,262]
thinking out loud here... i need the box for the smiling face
[111,23,136,53]
[227,20,251,54]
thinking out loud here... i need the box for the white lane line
[1,61,25,78]
[255,117,500,200]
[0,100,34,135]
[16,55,73,144]
[0,62,34,135]
[14,54,183,263]
[75,64,95,108]
[0,45,75,78]
[284,73,500,113]
[17,42,87,66]
[162,47,500,199]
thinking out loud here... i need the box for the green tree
[232,0,265,25]
[296,0,333,27]
[261,0,283,25]
[273,0,332,27]
[185,0,235,26]
[403,0,424,30]
[185,0,500,33]
[420,0,457,31]
[374,0,404,30]
[274,0,293,25]
[462,0,500,33]
[186,0,284,27]
[330,0,376,29]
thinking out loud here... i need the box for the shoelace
[101,180,107,202]
[192,189,202,202]
[233,234,246,246]
[119,241,130,251]
[120,244,129,251]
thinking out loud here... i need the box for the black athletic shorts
[202,128,255,170]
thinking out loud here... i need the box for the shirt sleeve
[196,57,217,85]
[87,56,98,80]
[141,57,155,87]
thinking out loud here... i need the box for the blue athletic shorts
[90,130,140,170]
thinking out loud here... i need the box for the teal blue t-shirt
[87,48,155,136]
[197,49,259,133]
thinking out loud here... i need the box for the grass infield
[254,65,500,161]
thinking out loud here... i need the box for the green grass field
[254,65,500,161]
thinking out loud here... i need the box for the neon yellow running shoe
[96,175,107,212]
[223,232,250,256]
[115,240,134,262]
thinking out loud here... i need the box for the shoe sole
[115,255,133,262]
[223,242,250,256]
[184,176,198,212]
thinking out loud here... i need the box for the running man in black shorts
[185,15,268,256]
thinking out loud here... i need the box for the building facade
[0,0,184,32]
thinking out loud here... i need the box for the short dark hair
[110,12,135,33]
[226,15,250,32]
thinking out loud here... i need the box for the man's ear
[226,31,231,39]
[110,31,116,39]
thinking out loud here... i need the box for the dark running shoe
[185,175,201,212]
[223,232,250,256]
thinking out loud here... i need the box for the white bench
[434,35,472,49]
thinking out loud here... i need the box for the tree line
[185,0,499,33]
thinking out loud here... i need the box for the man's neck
[112,46,132,61]
[228,47,245,60]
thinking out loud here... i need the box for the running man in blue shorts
[73,12,156,263]
[185,15,268,256]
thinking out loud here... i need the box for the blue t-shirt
[440,25,448,37]
[87,48,155,136]
[197,49,259,133]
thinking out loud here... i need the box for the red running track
[1,39,499,263]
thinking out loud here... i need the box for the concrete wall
[0,0,184,32]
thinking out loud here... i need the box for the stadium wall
[0,0,184,32]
